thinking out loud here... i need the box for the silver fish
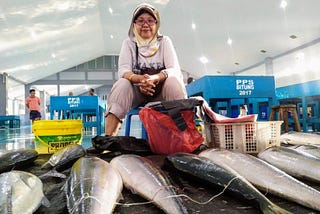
[167,153,290,214]
[289,144,320,159]
[40,144,86,178]
[65,156,123,214]
[110,154,188,214]
[0,148,38,173]
[0,170,50,214]
[258,146,320,183]
[280,131,320,145]
[41,144,86,170]
[200,149,320,211]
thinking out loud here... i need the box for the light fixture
[227,37,232,46]
[199,56,208,64]
[289,35,297,39]
[191,23,196,30]
[280,0,287,9]
[108,7,113,14]
[110,35,114,39]
[260,50,267,53]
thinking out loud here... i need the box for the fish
[65,156,123,214]
[0,170,50,214]
[40,144,86,178]
[199,149,320,211]
[258,146,320,183]
[0,148,38,173]
[110,154,188,214]
[289,144,320,159]
[280,131,320,145]
[167,153,290,214]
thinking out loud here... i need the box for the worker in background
[238,104,248,117]
[25,89,41,124]
[89,88,97,96]
[104,3,187,136]
[187,77,194,84]
[66,91,74,119]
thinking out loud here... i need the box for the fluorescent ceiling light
[280,0,287,9]
[191,23,196,30]
[199,56,208,64]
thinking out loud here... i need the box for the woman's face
[134,13,157,40]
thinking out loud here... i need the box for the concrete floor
[1,118,320,213]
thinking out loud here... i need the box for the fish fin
[41,196,51,208]
[39,170,67,179]
[40,161,51,169]
[262,203,292,214]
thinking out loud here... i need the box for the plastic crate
[202,121,283,154]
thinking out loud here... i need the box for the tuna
[199,149,320,211]
[289,144,320,159]
[110,154,188,214]
[65,156,123,214]
[40,144,86,178]
[0,170,50,213]
[258,146,320,183]
[167,153,290,214]
[0,148,38,173]
[280,131,320,145]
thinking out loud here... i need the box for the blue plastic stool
[124,108,148,139]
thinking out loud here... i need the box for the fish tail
[262,203,292,214]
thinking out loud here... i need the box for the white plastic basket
[202,121,283,154]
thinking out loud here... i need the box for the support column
[265,57,274,75]
[0,73,8,115]
[40,90,46,120]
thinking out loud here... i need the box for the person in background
[25,89,41,124]
[66,91,74,119]
[89,88,96,96]
[187,77,194,84]
[105,3,187,136]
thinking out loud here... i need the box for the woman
[105,3,187,136]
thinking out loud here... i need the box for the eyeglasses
[135,19,157,26]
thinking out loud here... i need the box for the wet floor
[1,118,320,213]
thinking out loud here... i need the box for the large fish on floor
[40,144,86,178]
[110,154,188,214]
[199,149,320,211]
[289,144,320,159]
[0,148,38,173]
[0,170,50,214]
[280,131,320,145]
[258,146,320,183]
[167,153,290,214]
[65,156,123,214]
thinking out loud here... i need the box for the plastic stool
[269,104,301,133]
[124,108,148,139]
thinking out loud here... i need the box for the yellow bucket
[32,120,83,154]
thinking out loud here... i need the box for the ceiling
[1,0,320,98]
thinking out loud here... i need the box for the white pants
[106,76,187,120]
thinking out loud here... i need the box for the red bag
[139,107,204,155]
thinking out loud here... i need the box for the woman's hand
[139,74,159,96]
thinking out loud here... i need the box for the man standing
[25,89,41,123]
